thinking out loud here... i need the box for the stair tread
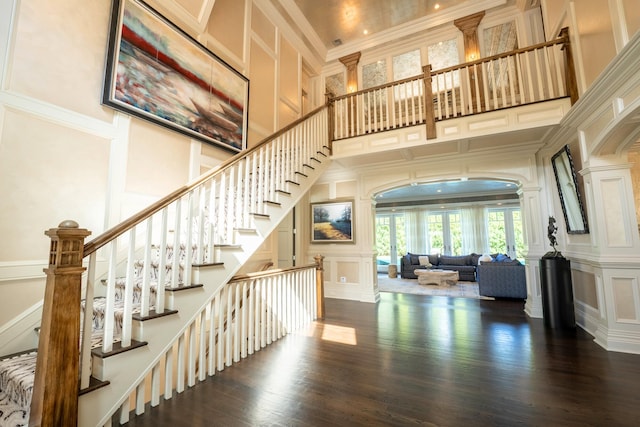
[91,339,148,359]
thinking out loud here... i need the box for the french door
[427,211,462,255]
[375,213,406,267]
[487,207,524,259]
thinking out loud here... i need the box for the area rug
[377,274,494,300]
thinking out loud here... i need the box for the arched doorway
[374,179,522,273]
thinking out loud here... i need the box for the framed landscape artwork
[311,200,354,243]
[102,0,249,153]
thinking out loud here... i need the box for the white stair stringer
[77,149,331,427]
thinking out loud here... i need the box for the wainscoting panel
[611,276,640,323]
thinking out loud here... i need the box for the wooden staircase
[0,106,331,426]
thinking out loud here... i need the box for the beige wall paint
[208,0,245,61]
[10,0,113,122]
[572,269,598,309]
[574,0,616,87]
[279,36,299,110]
[0,110,110,261]
[249,39,276,137]
[623,0,640,41]
[0,279,45,326]
[251,4,275,51]
[125,118,191,196]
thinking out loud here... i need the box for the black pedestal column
[539,254,576,329]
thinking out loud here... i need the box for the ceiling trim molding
[325,0,507,62]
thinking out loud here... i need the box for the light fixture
[363,29,368,35]
[434,3,440,10]
[437,189,442,193]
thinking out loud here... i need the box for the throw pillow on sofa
[495,253,510,262]
[418,256,432,267]
[478,254,493,264]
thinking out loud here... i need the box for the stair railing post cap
[58,219,79,228]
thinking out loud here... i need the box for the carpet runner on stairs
[0,351,36,426]
[0,242,200,425]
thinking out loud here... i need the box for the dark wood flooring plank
[127,293,640,427]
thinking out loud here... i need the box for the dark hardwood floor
[127,293,640,426]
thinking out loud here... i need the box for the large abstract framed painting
[551,145,589,234]
[311,200,354,243]
[102,0,249,152]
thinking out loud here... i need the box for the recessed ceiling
[291,0,514,52]
[376,179,518,204]
[293,0,469,50]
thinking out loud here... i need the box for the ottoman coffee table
[415,269,459,286]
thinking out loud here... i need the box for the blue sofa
[477,260,527,299]
[400,253,480,281]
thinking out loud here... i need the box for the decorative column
[454,11,485,111]
[518,185,548,319]
[339,52,361,93]
[339,52,361,137]
[30,220,91,427]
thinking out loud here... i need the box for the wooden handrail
[228,263,316,282]
[228,255,325,319]
[84,103,329,256]
[329,32,570,103]
[331,74,424,101]
[431,35,569,76]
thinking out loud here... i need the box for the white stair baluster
[164,346,173,400]
[155,208,168,313]
[102,241,118,354]
[80,253,96,390]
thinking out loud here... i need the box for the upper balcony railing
[329,28,578,141]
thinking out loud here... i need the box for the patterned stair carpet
[0,351,35,427]
[377,274,494,300]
